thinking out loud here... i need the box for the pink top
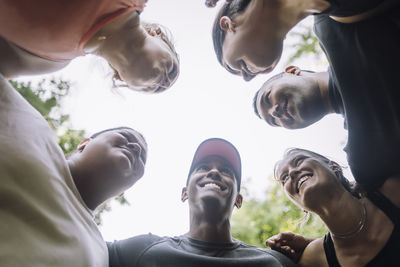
[0,0,148,61]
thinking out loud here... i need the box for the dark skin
[181,156,243,243]
[68,129,147,210]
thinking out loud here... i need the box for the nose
[127,143,142,158]
[241,71,255,82]
[288,167,301,181]
[206,168,222,180]
[269,104,281,118]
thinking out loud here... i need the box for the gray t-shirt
[108,233,297,267]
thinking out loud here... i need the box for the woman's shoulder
[299,237,328,267]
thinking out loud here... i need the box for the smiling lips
[120,147,135,166]
[200,182,227,191]
[296,174,312,192]
[282,99,294,121]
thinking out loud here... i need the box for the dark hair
[212,0,252,72]
[274,148,361,198]
[90,126,147,147]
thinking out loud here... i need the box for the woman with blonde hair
[0,0,179,93]
[268,148,400,267]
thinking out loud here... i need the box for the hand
[266,232,314,263]
[205,0,232,8]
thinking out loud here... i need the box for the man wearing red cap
[107,138,296,267]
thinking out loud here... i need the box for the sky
[20,1,350,241]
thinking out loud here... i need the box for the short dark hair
[90,126,147,147]
[212,0,252,73]
[253,72,285,119]
[274,148,360,198]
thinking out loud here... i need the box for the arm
[266,233,328,267]
[298,238,327,267]
[0,37,69,79]
[205,0,232,8]
[266,232,315,263]
[379,175,400,208]
[331,0,400,23]
[107,234,162,267]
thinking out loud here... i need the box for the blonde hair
[111,21,179,89]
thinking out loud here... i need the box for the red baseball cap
[188,138,242,191]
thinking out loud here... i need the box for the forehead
[195,155,234,170]
[276,151,313,171]
[106,129,146,146]
[255,83,273,121]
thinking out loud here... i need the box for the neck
[317,192,366,240]
[315,71,334,114]
[188,209,233,243]
[68,159,107,210]
[84,10,142,56]
[281,0,330,14]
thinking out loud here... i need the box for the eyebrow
[257,91,276,127]
[119,131,147,163]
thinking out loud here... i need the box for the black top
[323,191,400,267]
[107,234,297,267]
[321,0,383,17]
[314,4,400,190]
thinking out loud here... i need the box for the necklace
[331,199,367,239]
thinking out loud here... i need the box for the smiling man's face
[183,155,241,215]
[255,73,324,129]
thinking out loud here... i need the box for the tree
[11,78,127,225]
[286,20,327,67]
[232,177,327,248]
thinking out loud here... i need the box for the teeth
[204,183,221,190]
[298,175,311,189]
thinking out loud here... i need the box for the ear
[285,65,301,75]
[77,138,91,152]
[219,16,236,33]
[181,187,188,202]
[234,193,243,209]
[328,160,342,173]
[146,28,156,36]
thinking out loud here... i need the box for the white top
[0,75,107,266]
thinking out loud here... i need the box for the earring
[97,36,107,41]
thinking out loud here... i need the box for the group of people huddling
[1,0,399,266]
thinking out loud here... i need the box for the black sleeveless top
[321,0,383,17]
[323,191,400,266]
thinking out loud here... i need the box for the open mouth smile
[120,147,135,165]
[199,182,227,191]
[282,99,293,121]
[296,174,313,192]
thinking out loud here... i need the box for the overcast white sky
[21,1,350,241]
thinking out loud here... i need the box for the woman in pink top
[0,0,179,93]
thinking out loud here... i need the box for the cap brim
[189,138,241,184]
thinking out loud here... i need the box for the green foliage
[10,79,71,129]
[287,24,326,65]
[232,178,327,248]
[58,129,86,155]
[11,78,87,155]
